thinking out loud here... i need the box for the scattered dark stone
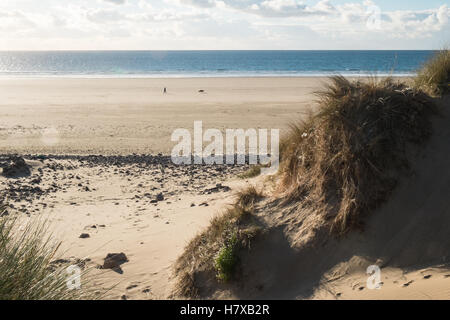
[190,203,196,207]
[121,295,127,300]
[201,183,231,194]
[423,275,432,279]
[2,156,31,178]
[403,280,414,287]
[51,258,71,265]
[102,252,128,269]
[199,202,209,207]
[79,233,90,239]
[156,193,164,201]
[31,177,42,184]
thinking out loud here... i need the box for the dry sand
[0,77,319,299]
[0,77,320,155]
[1,77,448,300]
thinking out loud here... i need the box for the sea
[0,50,436,78]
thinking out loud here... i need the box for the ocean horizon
[0,50,437,78]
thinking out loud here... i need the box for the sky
[0,0,448,50]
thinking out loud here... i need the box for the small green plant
[214,232,239,282]
[174,187,265,297]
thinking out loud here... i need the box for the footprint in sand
[142,287,151,294]
[126,283,139,290]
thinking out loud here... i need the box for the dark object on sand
[2,156,31,178]
[102,252,128,269]
[156,193,164,202]
[163,87,167,94]
[198,89,205,93]
[79,233,90,239]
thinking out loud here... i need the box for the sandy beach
[0,77,321,155]
[1,77,449,300]
[0,77,317,299]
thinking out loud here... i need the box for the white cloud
[180,0,216,8]
[0,1,448,50]
[86,9,126,23]
[102,0,127,5]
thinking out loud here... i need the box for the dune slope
[177,93,450,300]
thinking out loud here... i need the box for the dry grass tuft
[236,185,264,207]
[414,49,450,96]
[279,76,436,235]
[173,186,264,298]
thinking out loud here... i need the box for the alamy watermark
[366,265,382,290]
[171,121,279,174]
[66,265,82,290]
[43,264,82,290]
[366,3,382,30]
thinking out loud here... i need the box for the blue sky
[0,0,448,50]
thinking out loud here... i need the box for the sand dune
[188,97,450,300]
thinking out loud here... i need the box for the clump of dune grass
[238,163,273,179]
[236,185,264,207]
[238,165,262,179]
[174,186,264,298]
[0,207,95,300]
[415,49,450,96]
[279,76,436,235]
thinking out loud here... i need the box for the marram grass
[0,204,97,300]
